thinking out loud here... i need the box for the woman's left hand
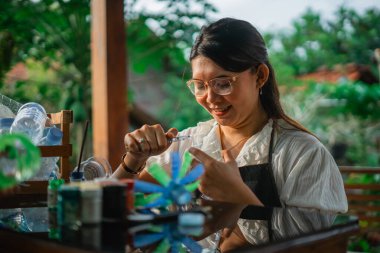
[189,147,263,205]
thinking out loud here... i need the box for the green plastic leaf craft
[0,133,41,189]
[134,152,204,208]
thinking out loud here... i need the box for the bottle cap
[46,127,63,145]
[49,178,65,189]
[70,171,84,182]
[18,102,46,115]
[0,118,14,128]
[178,212,205,227]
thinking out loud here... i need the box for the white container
[80,184,102,224]
[32,127,63,180]
[10,102,47,144]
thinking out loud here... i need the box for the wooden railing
[0,110,73,209]
[339,166,380,228]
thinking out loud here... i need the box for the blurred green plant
[125,0,216,130]
[282,80,380,166]
[0,0,216,161]
[266,6,380,76]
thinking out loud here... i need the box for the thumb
[221,149,238,167]
[165,128,178,139]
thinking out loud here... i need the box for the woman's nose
[206,86,222,103]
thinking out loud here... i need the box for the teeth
[212,106,229,112]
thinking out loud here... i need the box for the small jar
[48,179,65,208]
[57,184,81,229]
[101,184,126,221]
[80,183,102,224]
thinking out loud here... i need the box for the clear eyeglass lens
[188,78,232,96]
[189,81,207,96]
[211,79,232,95]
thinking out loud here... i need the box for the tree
[268,6,380,76]
[0,0,217,162]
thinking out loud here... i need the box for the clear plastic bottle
[0,133,41,232]
[0,118,14,135]
[32,127,63,180]
[10,102,47,145]
[72,157,112,181]
[0,118,15,176]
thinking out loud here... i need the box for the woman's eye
[194,82,206,90]
[215,80,230,89]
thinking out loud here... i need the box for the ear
[256,64,269,89]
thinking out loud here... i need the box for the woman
[112,18,347,249]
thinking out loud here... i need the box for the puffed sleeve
[273,130,348,213]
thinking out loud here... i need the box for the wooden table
[0,203,359,253]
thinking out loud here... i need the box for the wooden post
[91,0,128,169]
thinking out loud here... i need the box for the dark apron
[238,120,281,241]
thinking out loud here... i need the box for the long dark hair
[190,18,312,134]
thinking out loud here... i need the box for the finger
[165,128,178,139]
[188,147,214,164]
[124,133,140,152]
[152,124,167,149]
[190,156,200,168]
[133,131,150,153]
[141,125,157,153]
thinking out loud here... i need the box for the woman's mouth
[211,105,232,116]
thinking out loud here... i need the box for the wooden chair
[0,110,73,209]
[339,166,380,231]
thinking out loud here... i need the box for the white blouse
[146,118,348,244]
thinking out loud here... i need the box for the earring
[259,88,263,96]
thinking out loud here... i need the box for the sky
[207,0,379,32]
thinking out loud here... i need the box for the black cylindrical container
[102,184,126,221]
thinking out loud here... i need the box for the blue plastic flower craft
[134,152,204,208]
[132,222,203,253]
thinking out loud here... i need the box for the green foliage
[126,0,217,129]
[282,80,380,166]
[321,82,380,120]
[0,0,91,117]
[159,75,210,130]
[0,0,216,162]
[268,6,380,75]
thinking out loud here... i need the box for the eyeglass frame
[186,73,242,97]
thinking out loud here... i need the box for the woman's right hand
[124,124,178,164]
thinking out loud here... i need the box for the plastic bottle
[47,178,64,239]
[0,120,20,228]
[0,133,41,186]
[0,118,14,135]
[0,118,15,177]
[10,102,47,145]
[71,157,112,181]
[23,128,63,232]
[32,127,63,180]
[0,133,41,232]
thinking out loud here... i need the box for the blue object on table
[70,171,84,182]
[134,152,204,208]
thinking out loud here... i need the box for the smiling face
[191,56,266,129]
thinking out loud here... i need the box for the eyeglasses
[186,74,241,97]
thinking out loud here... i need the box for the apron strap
[268,119,276,163]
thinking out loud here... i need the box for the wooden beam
[91,0,128,169]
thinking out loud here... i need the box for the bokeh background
[0,0,379,168]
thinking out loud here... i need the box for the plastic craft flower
[0,133,41,189]
[134,152,204,208]
[133,222,203,253]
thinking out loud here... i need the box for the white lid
[178,212,205,227]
